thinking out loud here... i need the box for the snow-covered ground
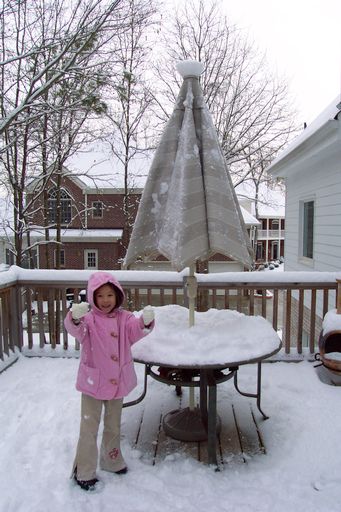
[1,355,341,512]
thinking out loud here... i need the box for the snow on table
[133,305,281,367]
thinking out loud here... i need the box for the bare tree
[102,0,159,253]
[0,0,126,266]
[152,0,298,187]
[0,0,123,136]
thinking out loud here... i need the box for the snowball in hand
[71,302,89,320]
[142,305,154,326]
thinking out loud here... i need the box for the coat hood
[87,272,125,312]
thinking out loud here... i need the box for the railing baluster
[310,289,317,353]
[48,289,56,348]
[249,289,254,317]
[322,289,329,317]
[172,288,177,305]
[285,290,292,354]
[272,289,278,332]
[62,288,68,350]
[212,288,217,308]
[160,288,165,306]
[37,289,45,348]
[26,287,33,349]
[261,289,267,319]
[297,289,304,354]
[237,289,242,312]
[224,289,230,309]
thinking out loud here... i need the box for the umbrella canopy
[124,60,253,271]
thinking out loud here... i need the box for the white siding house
[267,97,341,272]
[267,96,341,341]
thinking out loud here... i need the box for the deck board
[122,378,267,467]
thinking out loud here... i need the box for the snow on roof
[29,228,123,241]
[237,184,285,218]
[67,140,152,188]
[267,95,341,172]
[257,190,285,218]
[239,205,260,226]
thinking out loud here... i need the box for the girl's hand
[71,302,89,321]
[142,305,154,326]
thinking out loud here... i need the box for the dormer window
[48,187,72,225]
[92,201,103,219]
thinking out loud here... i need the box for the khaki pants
[72,393,126,481]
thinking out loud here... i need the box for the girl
[64,271,154,491]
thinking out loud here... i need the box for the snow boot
[115,467,128,475]
[73,469,99,491]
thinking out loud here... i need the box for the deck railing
[257,229,285,239]
[0,267,340,364]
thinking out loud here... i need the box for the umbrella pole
[187,265,198,410]
[187,265,197,328]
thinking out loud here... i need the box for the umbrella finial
[176,60,204,78]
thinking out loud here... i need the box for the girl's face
[94,284,117,313]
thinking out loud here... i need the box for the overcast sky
[221,0,341,126]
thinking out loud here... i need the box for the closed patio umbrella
[124,60,253,278]
[124,60,254,441]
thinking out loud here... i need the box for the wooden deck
[121,376,266,468]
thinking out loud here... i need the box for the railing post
[10,285,23,351]
[337,279,341,314]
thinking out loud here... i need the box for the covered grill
[318,330,341,373]
[317,279,341,374]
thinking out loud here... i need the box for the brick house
[238,189,285,265]
[26,172,141,270]
[255,205,285,264]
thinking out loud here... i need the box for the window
[256,242,264,260]
[48,188,72,225]
[92,201,103,219]
[302,200,314,259]
[54,249,65,268]
[84,249,98,269]
[5,249,15,266]
[271,241,279,260]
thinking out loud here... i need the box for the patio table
[125,306,282,467]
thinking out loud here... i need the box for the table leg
[200,370,219,467]
[256,362,269,420]
[233,363,269,420]
[207,370,218,467]
[123,363,148,408]
[200,369,208,427]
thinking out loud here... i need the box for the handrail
[0,266,340,363]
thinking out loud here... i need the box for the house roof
[239,206,261,226]
[28,228,123,242]
[267,96,341,178]
[26,167,88,193]
[237,183,285,219]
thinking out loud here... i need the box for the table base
[163,407,221,442]
[125,362,270,468]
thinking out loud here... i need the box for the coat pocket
[120,360,137,391]
[76,363,100,396]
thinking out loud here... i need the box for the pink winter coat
[64,272,154,400]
